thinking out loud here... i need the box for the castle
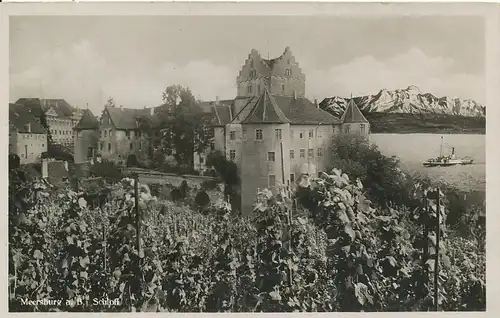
[73,46,370,214]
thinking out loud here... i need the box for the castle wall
[287,124,336,186]
[240,123,291,215]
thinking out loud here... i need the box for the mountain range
[319,85,486,118]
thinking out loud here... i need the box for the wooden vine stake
[434,187,441,312]
[134,173,141,254]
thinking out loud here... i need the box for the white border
[0,1,498,316]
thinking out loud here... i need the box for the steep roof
[273,96,341,125]
[9,103,47,134]
[341,99,369,123]
[105,106,152,130]
[74,109,99,130]
[40,99,75,118]
[211,104,233,127]
[241,88,290,124]
[15,98,44,118]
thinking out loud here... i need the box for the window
[317,148,323,157]
[108,143,111,152]
[360,124,366,133]
[299,132,304,139]
[42,144,44,148]
[285,69,291,76]
[200,157,204,164]
[230,131,236,140]
[242,129,247,141]
[282,84,285,93]
[250,70,256,77]
[308,149,314,158]
[275,129,282,139]
[344,125,351,134]
[289,150,294,159]
[287,59,291,65]
[317,128,322,138]
[126,131,131,139]
[100,142,103,150]
[130,143,133,150]
[268,152,275,162]
[300,149,305,158]
[268,174,276,188]
[309,129,314,138]
[210,142,215,151]
[255,129,263,140]
[229,150,236,160]
[247,84,252,94]
[104,130,108,137]
[290,173,295,183]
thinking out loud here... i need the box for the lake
[370,133,486,192]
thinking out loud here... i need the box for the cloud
[10,43,485,118]
[303,47,484,104]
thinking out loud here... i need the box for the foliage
[126,155,139,168]
[88,160,123,182]
[48,144,74,163]
[156,85,212,170]
[8,164,485,312]
[206,150,240,213]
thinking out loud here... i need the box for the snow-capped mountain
[320,86,486,118]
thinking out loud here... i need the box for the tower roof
[74,109,99,130]
[341,99,369,123]
[241,87,290,124]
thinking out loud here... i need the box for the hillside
[320,86,485,134]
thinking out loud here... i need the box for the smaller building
[341,99,370,135]
[73,109,99,165]
[9,103,48,164]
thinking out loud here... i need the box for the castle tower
[340,98,370,136]
[239,87,292,214]
[235,46,306,119]
[73,109,99,175]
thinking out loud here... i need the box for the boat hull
[422,159,474,167]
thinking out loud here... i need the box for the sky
[10,15,485,116]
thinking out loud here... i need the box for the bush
[88,160,123,181]
[201,179,219,191]
[48,144,74,163]
[194,191,210,207]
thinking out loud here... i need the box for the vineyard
[8,165,485,312]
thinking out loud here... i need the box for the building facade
[15,98,84,149]
[9,103,48,164]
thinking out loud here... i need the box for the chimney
[314,99,318,108]
[293,90,297,100]
[216,96,220,105]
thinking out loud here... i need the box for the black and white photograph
[5,2,490,312]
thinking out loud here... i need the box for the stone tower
[234,47,306,118]
[239,87,292,214]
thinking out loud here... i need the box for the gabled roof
[341,99,369,123]
[105,106,152,130]
[241,88,290,124]
[211,104,233,127]
[9,103,47,134]
[273,96,341,125]
[74,109,99,130]
[15,98,44,118]
[40,99,75,118]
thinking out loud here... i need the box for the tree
[156,85,212,171]
[206,150,241,213]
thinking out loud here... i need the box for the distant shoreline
[365,112,485,135]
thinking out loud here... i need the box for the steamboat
[422,136,474,167]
